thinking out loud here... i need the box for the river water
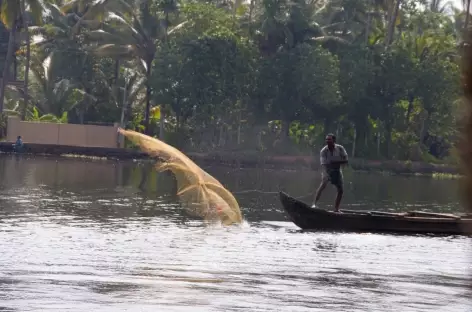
[0,155,470,311]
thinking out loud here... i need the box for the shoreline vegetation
[0,142,461,178]
[0,0,466,173]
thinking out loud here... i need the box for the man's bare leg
[334,189,343,212]
[313,180,328,207]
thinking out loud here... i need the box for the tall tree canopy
[0,0,466,161]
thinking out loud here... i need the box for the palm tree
[59,0,136,36]
[20,0,31,120]
[429,0,453,13]
[463,0,471,34]
[0,1,20,114]
[255,0,350,56]
[85,3,185,134]
[28,52,89,117]
[384,0,401,46]
[0,0,43,115]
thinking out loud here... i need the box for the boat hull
[279,192,472,236]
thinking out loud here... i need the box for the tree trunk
[13,56,17,80]
[159,109,165,140]
[385,119,392,158]
[352,125,357,158]
[385,0,401,46]
[143,60,152,134]
[175,113,181,131]
[405,93,414,127]
[465,0,471,33]
[257,130,263,151]
[365,0,374,45]
[21,0,30,121]
[354,118,367,156]
[79,106,85,124]
[417,110,429,151]
[79,87,91,124]
[248,0,255,35]
[164,12,169,45]
[119,79,128,147]
[323,117,331,134]
[365,12,372,45]
[120,81,127,128]
[336,124,341,139]
[0,23,17,113]
[281,119,290,141]
[237,108,242,145]
[114,60,120,84]
[123,92,133,128]
[376,131,381,157]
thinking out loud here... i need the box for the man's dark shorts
[321,168,344,192]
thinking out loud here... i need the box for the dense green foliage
[0,0,468,161]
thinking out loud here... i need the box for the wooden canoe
[279,191,472,236]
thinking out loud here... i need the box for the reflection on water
[0,155,470,311]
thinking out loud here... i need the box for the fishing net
[118,128,243,225]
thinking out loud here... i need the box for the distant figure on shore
[13,136,24,153]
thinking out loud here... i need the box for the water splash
[118,129,243,225]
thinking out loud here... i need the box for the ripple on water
[0,174,470,311]
[2,214,470,312]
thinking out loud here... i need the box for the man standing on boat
[312,133,348,212]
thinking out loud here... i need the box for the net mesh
[118,128,243,225]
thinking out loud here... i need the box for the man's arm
[320,148,329,168]
[330,146,349,165]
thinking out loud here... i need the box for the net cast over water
[118,128,243,225]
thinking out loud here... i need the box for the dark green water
[0,155,469,311]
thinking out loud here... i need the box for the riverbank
[0,142,460,176]
[190,152,460,176]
